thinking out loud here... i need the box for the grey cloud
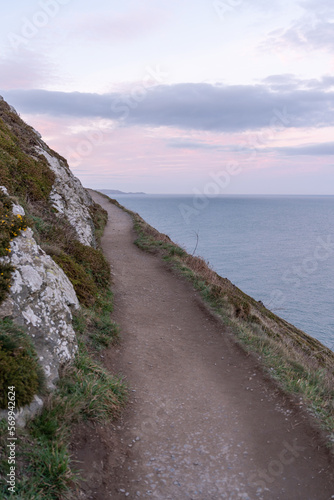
[2,80,334,132]
[304,76,334,90]
[168,140,218,150]
[262,74,304,92]
[275,142,334,156]
[300,0,334,16]
[262,74,334,91]
[167,139,234,151]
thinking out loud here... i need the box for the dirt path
[75,191,333,500]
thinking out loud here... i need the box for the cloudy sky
[0,0,333,194]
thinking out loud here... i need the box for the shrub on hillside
[53,253,98,307]
[68,242,111,289]
[0,319,45,409]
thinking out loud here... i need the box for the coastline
[107,193,334,350]
[98,192,334,441]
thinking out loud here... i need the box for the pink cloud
[19,113,334,194]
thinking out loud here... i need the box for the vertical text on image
[6,386,16,495]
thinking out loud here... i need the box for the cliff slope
[0,97,104,420]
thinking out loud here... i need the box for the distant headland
[98,189,146,195]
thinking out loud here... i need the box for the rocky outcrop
[36,147,96,247]
[0,191,79,391]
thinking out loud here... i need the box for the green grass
[89,202,108,244]
[72,292,120,351]
[30,340,127,441]
[0,418,75,500]
[106,195,334,444]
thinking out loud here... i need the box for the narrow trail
[76,191,333,500]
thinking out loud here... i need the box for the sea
[110,194,334,351]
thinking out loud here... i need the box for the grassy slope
[105,195,334,443]
[0,103,127,498]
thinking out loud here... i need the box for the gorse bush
[0,191,28,258]
[0,349,39,409]
[0,320,45,409]
[68,241,111,289]
[0,263,12,305]
[0,190,28,303]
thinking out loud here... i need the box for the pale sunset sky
[0,0,333,194]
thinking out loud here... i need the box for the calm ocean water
[110,194,334,350]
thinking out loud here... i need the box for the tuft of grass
[106,196,334,442]
[89,202,108,244]
[59,340,127,421]
[30,341,127,442]
[20,441,74,499]
[89,315,120,349]
[72,288,120,351]
[0,423,76,500]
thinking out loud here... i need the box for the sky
[0,0,333,194]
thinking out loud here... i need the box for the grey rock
[36,147,96,247]
[0,395,44,428]
[0,225,79,389]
